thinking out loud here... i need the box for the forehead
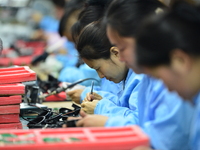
[143,65,169,78]
[107,25,135,46]
[82,58,108,68]
[106,25,122,44]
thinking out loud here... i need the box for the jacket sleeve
[139,77,194,150]
[94,71,141,126]
[80,77,123,103]
[80,86,101,103]
[94,82,140,125]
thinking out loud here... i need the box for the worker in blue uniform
[75,22,141,119]
[74,0,194,150]
[104,75,193,150]
[132,1,200,149]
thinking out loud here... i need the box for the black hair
[105,0,167,37]
[58,0,85,37]
[51,0,66,8]
[76,21,112,60]
[136,1,200,67]
[71,0,114,43]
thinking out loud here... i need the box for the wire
[39,78,99,99]
[20,114,31,121]
[20,103,81,122]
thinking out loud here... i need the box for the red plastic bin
[0,56,33,67]
[44,92,67,102]
[0,126,149,150]
[0,114,20,123]
[0,105,20,114]
[0,40,45,67]
[0,83,25,95]
[0,66,36,84]
[0,122,22,129]
[0,95,22,105]
[0,48,44,66]
[16,40,46,48]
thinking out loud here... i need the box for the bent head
[105,0,166,73]
[135,1,200,100]
[71,0,114,43]
[58,0,85,41]
[76,22,128,83]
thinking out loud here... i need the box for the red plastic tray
[0,105,20,114]
[16,40,46,48]
[0,114,20,123]
[45,92,67,101]
[0,66,36,84]
[0,40,45,67]
[0,122,22,129]
[0,56,33,66]
[0,95,22,105]
[0,48,44,66]
[0,126,149,150]
[0,83,25,95]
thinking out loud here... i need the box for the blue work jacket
[81,69,142,123]
[190,92,200,150]
[94,70,142,122]
[56,41,79,68]
[105,75,194,150]
[59,63,101,86]
[80,77,121,101]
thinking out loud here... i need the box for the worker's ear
[110,46,119,57]
[171,48,192,74]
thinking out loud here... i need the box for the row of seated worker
[57,0,200,150]
[30,0,101,86]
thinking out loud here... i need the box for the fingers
[83,94,92,102]
[90,94,95,101]
[81,102,85,107]
[79,110,87,118]
[86,93,92,101]
[132,146,152,150]
[66,90,74,96]
[81,103,87,113]
[67,116,82,120]
[67,90,82,104]
[76,119,84,127]
[76,114,108,127]
[63,115,84,128]
[76,111,87,127]
[67,89,84,96]
[62,124,67,128]
[81,101,96,114]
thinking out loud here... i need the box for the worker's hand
[132,146,152,150]
[81,100,99,114]
[66,89,84,104]
[76,111,108,127]
[83,92,102,102]
[62,116,82,128]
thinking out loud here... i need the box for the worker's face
[54,6,64,20]
[106,25,141,73]
[82,47,128,83]
[142,50,200,100]
[64,10,81,42]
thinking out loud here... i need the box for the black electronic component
[39,78,99,99]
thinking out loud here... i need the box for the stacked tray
[0,66,37,129]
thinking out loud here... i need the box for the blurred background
[0,0,100,88]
